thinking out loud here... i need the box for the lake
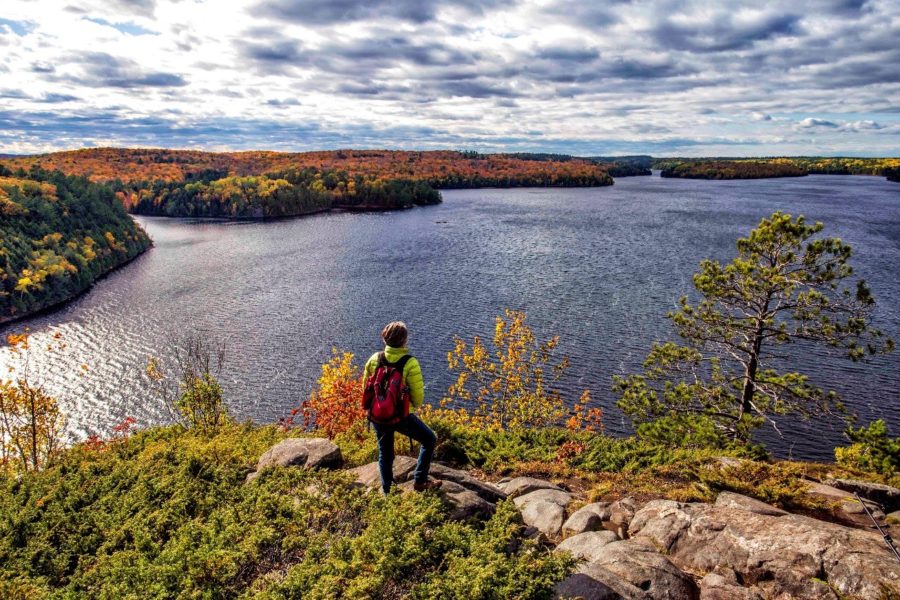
[2,174,898,460]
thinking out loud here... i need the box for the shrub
[282,350,366,441]
[146,334,231,433]
[835,419,899,476]
[0,424,573,599]
[436,309,589,432]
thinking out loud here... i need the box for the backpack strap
[390,354,413,373]
[376,351,386,369]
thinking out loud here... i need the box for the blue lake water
[2,174,898,460]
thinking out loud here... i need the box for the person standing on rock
[363,321,441,494]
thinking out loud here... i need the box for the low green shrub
[0,423,571,599]
[835,420,900,478]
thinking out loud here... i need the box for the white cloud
[0,0,898,155]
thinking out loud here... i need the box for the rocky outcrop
[555,561,651,600]
[513,488,573,509]
[805,481,886,519]
[521,500,567,538]
[248,444,900,598]
[629,498,900,599]
[351,458,506,521]
[350,455,418,489]
[246,437,343,482]
[606,497,639,539]
[825,478,900,511]
[714,491,788,516]
[591,539,700,600]
[554,538,699,600]
[699,569,764,600]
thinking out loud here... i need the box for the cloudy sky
[1,0,899,156]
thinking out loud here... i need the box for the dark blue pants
[372,414,437,494]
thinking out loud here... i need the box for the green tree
[615,212,893,445]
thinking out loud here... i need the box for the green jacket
[363,346,425,410]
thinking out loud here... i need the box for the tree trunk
[737,295,772,440]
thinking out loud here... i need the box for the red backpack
[362,353,412,425]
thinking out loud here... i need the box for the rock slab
[247,437,343,481]
[714,491,787,516]
[629,499,900,600]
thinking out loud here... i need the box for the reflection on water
[1,174,898,460]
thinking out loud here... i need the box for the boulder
[513,488,573,509]
[699,569,763,600]
[587,539,700,600]
[247,437,343,482]
[628,499,900,600]
[444,488,496,521]
[395,478,496,521]
[349,456,417,489]
[521,500,566,538]
[556,530,620,562]
[429,462,507,502]
[825,478,900,511]
[563,502,611,537]
[499,476,564,499]
[714,491,787,516]
[555,562,650,600]
[887,510,900,525]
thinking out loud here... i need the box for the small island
[655,156,900,180]
[660,160,808,179]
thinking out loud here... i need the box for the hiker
[363,321,441,494]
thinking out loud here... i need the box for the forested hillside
[0,165,151,322]
[0,149,613,217]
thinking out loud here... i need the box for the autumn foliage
[427,309,596,432]
[1,148,614,218]
[0,330,66,473]
[0,166,151,322]
[283,350,366,440]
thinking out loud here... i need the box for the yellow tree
[0,331,66,472]
[441,309,579,430]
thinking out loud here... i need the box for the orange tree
[284,350,366,440]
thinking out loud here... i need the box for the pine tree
[615,212,893,445]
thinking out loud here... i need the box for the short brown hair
[381,321,408,347]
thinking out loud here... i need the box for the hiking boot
[413,479,442,492]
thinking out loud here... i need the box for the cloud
[797,117,839,128]
[252,0,511,25]
[66,0,157,18]
[63,52,188,88]
[652,11,802,53]
[1,0,899,155]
